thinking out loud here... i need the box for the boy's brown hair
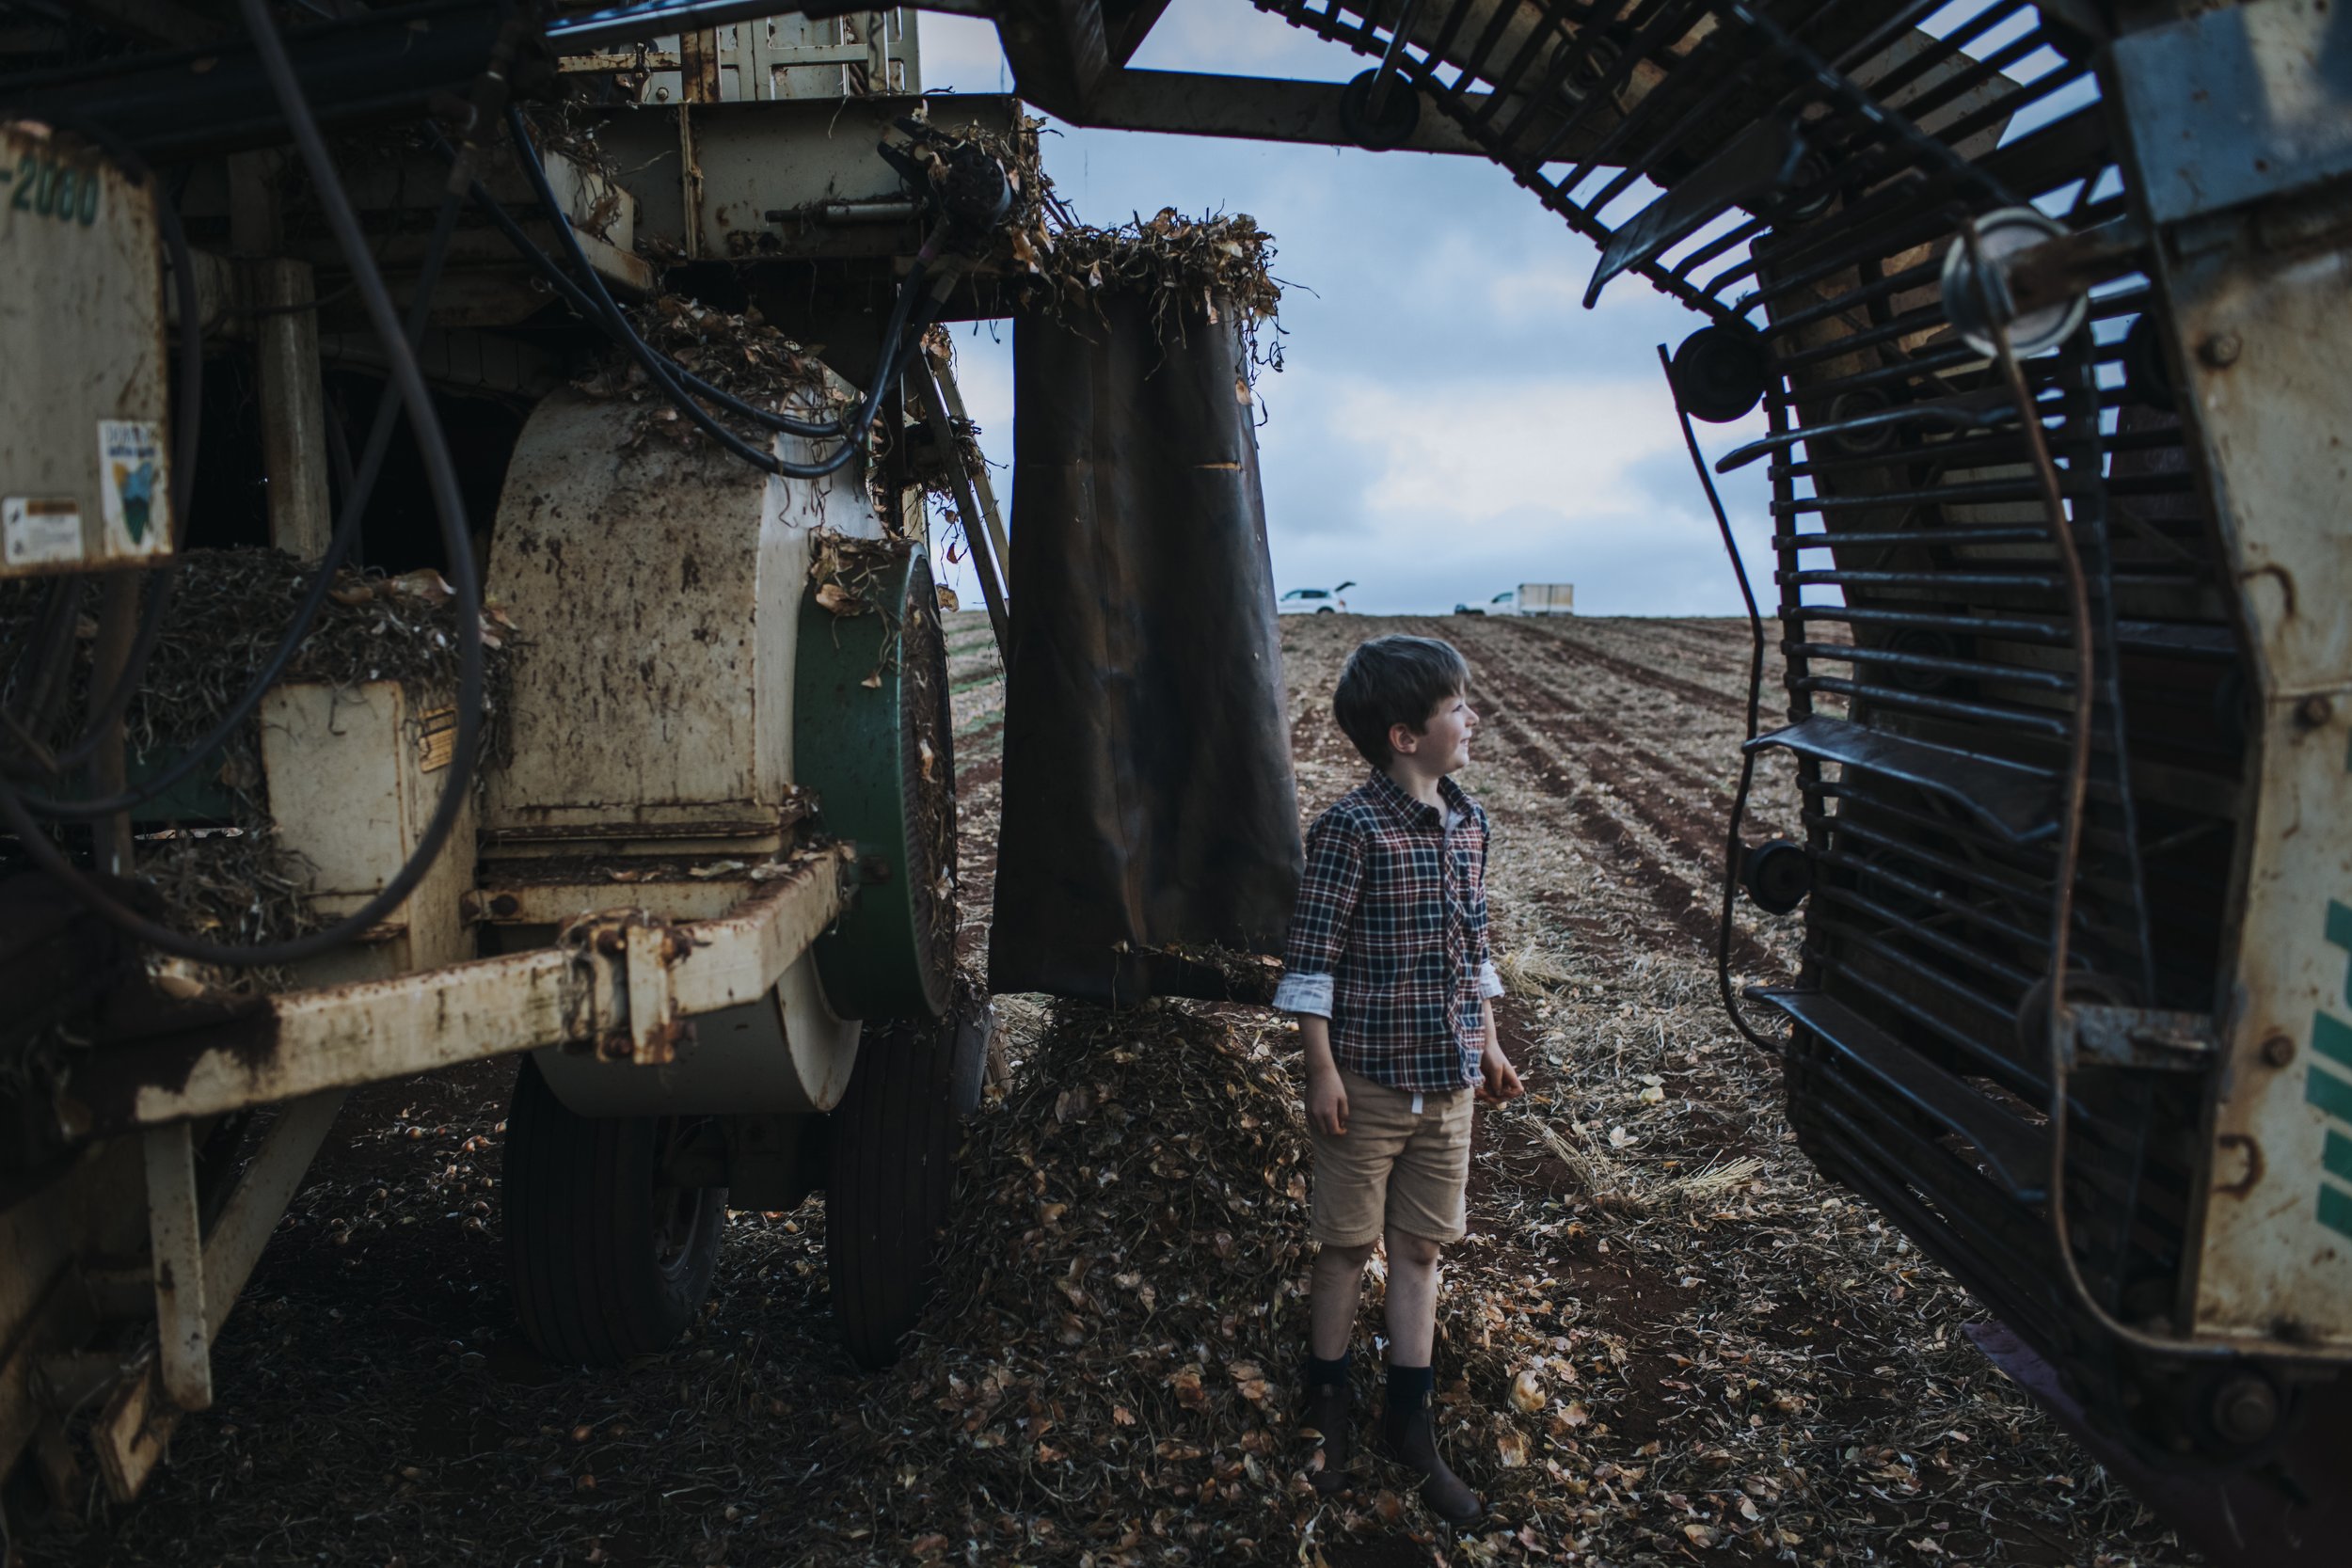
[1332,635,1470,767]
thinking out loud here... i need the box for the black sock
[1305,1351,1351,1391]
[1386,1362,1435,1417]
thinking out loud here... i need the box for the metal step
[1755,984,2050,1204]
[1742,713,2058,845]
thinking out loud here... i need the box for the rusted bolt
[2210,1375,2279,1446]
[2295,693,2333,729]
[2199,332,2243,368]
[491,894,521,918]
[2262,1034,2296,1068]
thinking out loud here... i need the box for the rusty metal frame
[59,846,853,1136]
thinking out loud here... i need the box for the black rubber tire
[503,1056,725,1367]
[826,1012,961,1370]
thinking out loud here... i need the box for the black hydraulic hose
[0,0,484,968]
[443,130,858,443]
[455,157,844,439]
[10,142,470,820]
[1660,342,1788,1059]
[503,106,930,479]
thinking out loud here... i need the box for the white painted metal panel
[2161,190,2352,1349]
[483,391,882,847]
[0,121,169,578]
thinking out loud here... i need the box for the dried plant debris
[809,531,914,638]
[795,1002,1325,1565]
[137,826,322,991]
[514,103,628,237]
[576,293,846,437]
[898,113,1285,373]
[0,550,516,954]
[1042,209,1283,369]
[900,330,989,488]
[1113,939,1285,1004]
[0,551,517,801]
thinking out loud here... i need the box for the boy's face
[1389,689,1478,777]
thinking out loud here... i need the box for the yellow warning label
[417,705,458,773]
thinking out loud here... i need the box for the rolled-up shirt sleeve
[1273,809,1364,1019]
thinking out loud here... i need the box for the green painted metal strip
[2328,898,2352,1006]
[2319,1181,2352,1244]
[2312,1010,2352,1073]
[2326,1129,2352,1188]
[2307,1060,2352,1125]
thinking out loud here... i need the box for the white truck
[1454,583,1574,616]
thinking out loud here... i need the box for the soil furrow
[1461,625,1811,854]
[1496,620,1750,720]
[1448,624,1753,817]
[1472,674,1779,976]
[1474,661,1744,884]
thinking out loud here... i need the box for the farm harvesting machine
[0,0,1038,1506]
[0,0,2347,1557]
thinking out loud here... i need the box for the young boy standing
[1272,634,1522,1526]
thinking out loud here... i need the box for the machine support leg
[247,257,334,562]
[140,1089,349,1419]
[200,1090,347,1334]
[142,1124,211,1412]
[914,363,1009,659]
[930,362,1013,591]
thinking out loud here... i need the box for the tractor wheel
[825,997,986,1369]
[503,1055,725,1366]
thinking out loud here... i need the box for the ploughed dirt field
[19,613,2192,1568]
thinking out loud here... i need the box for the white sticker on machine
[3,497,85,566]
[95,419,169,558]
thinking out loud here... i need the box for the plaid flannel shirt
[1272,770,1503,1092]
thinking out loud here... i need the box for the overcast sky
[911,2,1779,619]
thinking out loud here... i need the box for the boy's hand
[1477,1043,1524,1103]
[1307,1064,1350,1136]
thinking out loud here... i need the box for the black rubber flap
[988,291,1302,1005]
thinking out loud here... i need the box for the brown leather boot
[1383,1401,1483,1526]
[1302,1379,1355,1495]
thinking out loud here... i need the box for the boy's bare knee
[1317,1240,1377,1272]
[1388,1230,1442,1270]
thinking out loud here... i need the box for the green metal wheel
[794,543,957,1021]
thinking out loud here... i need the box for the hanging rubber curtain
[988,289,1302,1005]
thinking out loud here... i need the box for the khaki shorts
[1308,1068,1474,1246]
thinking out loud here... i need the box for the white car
[1279,581,1354,615]
[1454,591,1517,615]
